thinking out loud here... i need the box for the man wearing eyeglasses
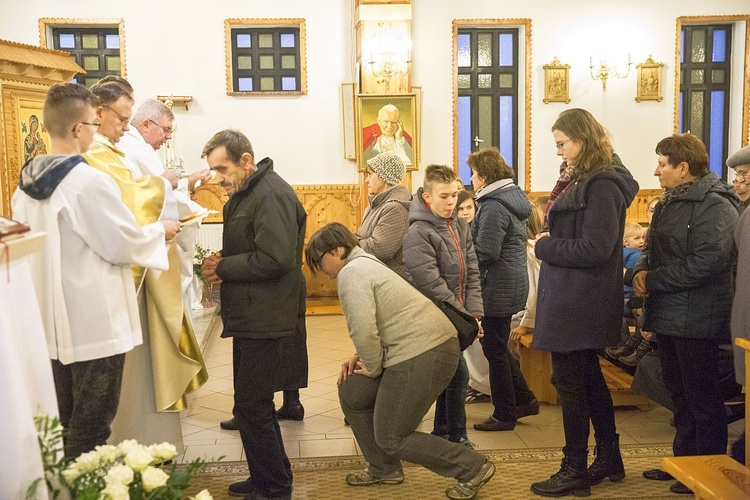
[728,145,750,215]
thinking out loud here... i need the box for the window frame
[39,18,126,81]
[224,18,307,96]
[452,19,532,192]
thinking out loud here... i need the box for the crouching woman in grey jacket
[305,222,494,500]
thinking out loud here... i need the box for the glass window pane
[105,34,119,49]
[281,54,296,69]
[478,34,492,67]
[236,34,251,48]
[105,56,120,72]
[498,33,513,66]
[458,74,471,89]
[711,69,725,84]
[690,69,704,84]
[260,77,275,91]
[59,34,75,49]
[237,56,252,70]
[282,77,296,91]
[258,34,273,48]
[690,91,704,140]
[84,77,99,88]
[478,95,492,149]
[457,34,471,67]
[709,91,724,176]
[478,74,492,88]
[259,55,274,69]
[238,77,253,91]
[498,74,513,88]
[499,96,513,167]
[712,29,726,62]
[458,96,472,183]
[82,34,98,49]
[680,29,685,64]
[280,33,295,48]
[680,69,684,85]
[691,29,706,63]
[679,91,683,132]
[82,56,99,71]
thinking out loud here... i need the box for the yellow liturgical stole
[83,135,208,411]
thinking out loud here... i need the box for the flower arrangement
[194,244,211,286]
[28,414,212,500]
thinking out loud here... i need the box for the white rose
[61,465,81,485]
[95,444,119,463]
[117,439,140,456]
[141,466,169,492]
[149,442,177,461]
[105,464,134,485]
[124,447,153,472]
[102,481,130,500]
[193,489,213,500]
[75,451,100,473]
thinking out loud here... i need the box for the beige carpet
[185,445,685,499]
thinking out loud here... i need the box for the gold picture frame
[543,57,570,104]
[356,93,418,172]
[636,55,663,102]
[341,83,356,160]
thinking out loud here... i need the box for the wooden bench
[517,334,651,409]
[661,337,750,499]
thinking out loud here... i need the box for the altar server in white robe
[12,83,180,460]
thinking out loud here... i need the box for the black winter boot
[620,339,652,367]
[605,334,640,360]
[277,389,304,421]
[588,434,625,485]
[531,454,591,497]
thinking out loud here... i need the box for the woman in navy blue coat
[530,109,639,497]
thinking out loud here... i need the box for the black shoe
[642,468,674,481]
[587,434,625,485]
[473,416,515,431]
[669,481,693,495]
[620,339,652,367]
[228,478,252,497]
[276,403,304,421]
[517,399,540,419]
[531,455,591,497]
[220,417,239,431]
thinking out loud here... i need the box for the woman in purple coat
[530,109,639,497]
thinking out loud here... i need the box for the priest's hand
[161,220,181,240]
[201,254,223,283]
[188,168,212,191]
[161,169,179,189]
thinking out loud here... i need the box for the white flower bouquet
[28,414,212,500]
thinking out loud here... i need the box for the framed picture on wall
[356,93,418,172]
[543,57,570,104]
[635,56,663,102]
[17,100,51,166]
[341,83,356,160]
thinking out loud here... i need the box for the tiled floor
[178,313,744,464]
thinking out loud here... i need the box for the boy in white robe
[11,83,180,459]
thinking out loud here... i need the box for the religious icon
[636,56,664,102]
[543,57,571,104]
[357,94,418,171]
[22,114,48,163]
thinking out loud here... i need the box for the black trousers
[550,349,617,457]
[657,334,727,456]
[481,315,535,422]
[233,337,293,497]
[52,354,125,460]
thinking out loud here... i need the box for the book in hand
[0,216,30,241]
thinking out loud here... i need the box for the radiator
[197,224,223,251]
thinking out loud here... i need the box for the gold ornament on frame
[635,55,664,102]
[543,57,570,104]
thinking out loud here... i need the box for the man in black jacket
[201,130,306,500]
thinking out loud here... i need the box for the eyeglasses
[313,251,329,268]
[148,119,174,135]
[555,139,571,150]
[103,105,130,125]
[71,122,100,132]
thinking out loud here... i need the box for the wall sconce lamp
[368,55,410,93]
[589,54,632,90]
[365,22,411,93]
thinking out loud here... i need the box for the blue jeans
[338,338,485,482]
[432,356,469,441]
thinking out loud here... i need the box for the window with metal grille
[678,24,732,179]
[456,28,519,186]
[226,20,306,95]
[51,27,121,87]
